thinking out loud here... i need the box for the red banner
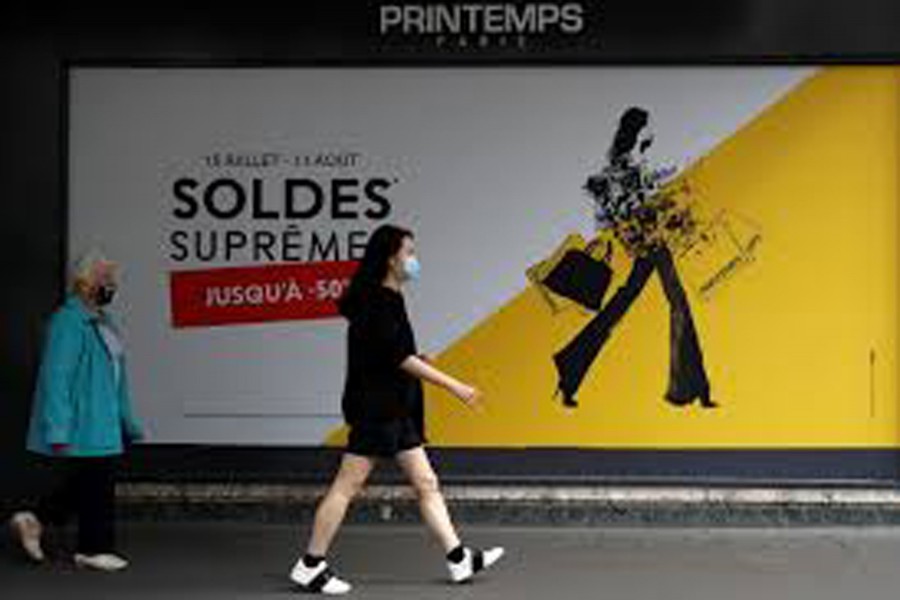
[169,261,358,328]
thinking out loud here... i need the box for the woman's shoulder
[52,297,90,325]
[41,299,90,348]
[364,286,404,313]
[345,284,402,321]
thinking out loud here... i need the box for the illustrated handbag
[541,237,613,311]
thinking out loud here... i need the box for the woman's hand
[400,356,484,412]
[451,382,484,412]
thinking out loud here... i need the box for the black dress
[342,286,426,457]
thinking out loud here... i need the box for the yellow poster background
[328,67,900,448]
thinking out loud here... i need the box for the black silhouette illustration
[551,107,714,410]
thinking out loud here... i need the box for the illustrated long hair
[608,106,650,161]
[338,224,413,319]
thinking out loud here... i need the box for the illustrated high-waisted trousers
[553,245,713,408]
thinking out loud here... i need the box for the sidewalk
[5,522,900,599]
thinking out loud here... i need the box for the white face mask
[401,256,421,281]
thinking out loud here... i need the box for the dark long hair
[338,224,413,319]
[608,106,649,161]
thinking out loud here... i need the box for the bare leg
[395,447,460,553]
[305,453,376,556]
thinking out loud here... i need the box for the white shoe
[9,511,45,562]
[74,553,129,572]
[290,556,352,595]
[448,546,505,583]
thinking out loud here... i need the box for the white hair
[70,248,117,291]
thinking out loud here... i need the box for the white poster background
[68,67,813,445]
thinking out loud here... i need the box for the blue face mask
[402,256,421,281]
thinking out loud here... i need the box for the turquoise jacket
[26,295,145,457]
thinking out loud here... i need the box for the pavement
[4,521,900,599]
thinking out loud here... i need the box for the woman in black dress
[289,224,504,595]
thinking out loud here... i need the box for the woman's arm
[117,360,145,442]
[400,355,483,410]
[36,311,83,453]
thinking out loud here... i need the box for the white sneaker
[9,511,45,562]
[448,546,505,583]
[290,556,352,595]
[74,553,129,572]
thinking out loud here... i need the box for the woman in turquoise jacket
[9,250,144,572]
